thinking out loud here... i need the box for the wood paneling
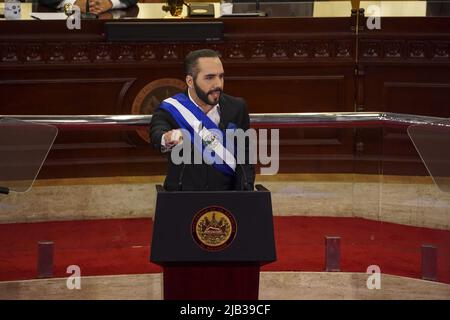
[357,16,450,115]
[0,13,356,178]
[226,75,348,113]
[359,66,450,116]
[0,78,135,114]
[1,9,450,178]
[382,82,450,117]
[357,14,450,176]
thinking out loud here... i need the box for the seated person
[38,0,138,15]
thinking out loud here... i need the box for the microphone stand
[178,163,186,191]
[81,0,98,19]
[239,164,251,191]
[253,0,266,17]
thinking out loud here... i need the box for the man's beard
[194,80,222,106]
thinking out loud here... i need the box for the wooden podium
[150,185,276,300]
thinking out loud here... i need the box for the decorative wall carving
[384,41,403,59]
[4,39,450,64]
[24,44,43,63]
[250,42,267,59]
[360,40,450,61]
[360,41,381,58]
[408,41,427,59]
[313,41,330,58]
[71,44,90,62]
[1,44,19,63]
[48,44,66,63]
[432,41,450,59]
[292,41,310,58]
[336,41,352,58]
[0,40,356,65]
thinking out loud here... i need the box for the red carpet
[0,217,449,283]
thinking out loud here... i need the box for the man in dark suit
[38,0,137,15]
[150,49,255,191]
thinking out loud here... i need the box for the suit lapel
[218,96,231,131]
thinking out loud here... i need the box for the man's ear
[186,75,193,88]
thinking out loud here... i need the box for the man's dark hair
[184,49,220,78]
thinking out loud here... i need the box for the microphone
[81,0,97,19]
[238,163,251,191]
[177,163,186,191]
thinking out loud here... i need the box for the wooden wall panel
[0,78,136,115]
[0,15,357,178]
[226,75,348,113]
[357,15,450,177]
[359,65,450,116]
[3,11,450,179]
[382,82,450,117]
[276,127,355,174]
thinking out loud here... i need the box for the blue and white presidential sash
[159,93,236,176]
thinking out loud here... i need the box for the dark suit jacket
[150,93,255,191]
[38,0,138,9]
